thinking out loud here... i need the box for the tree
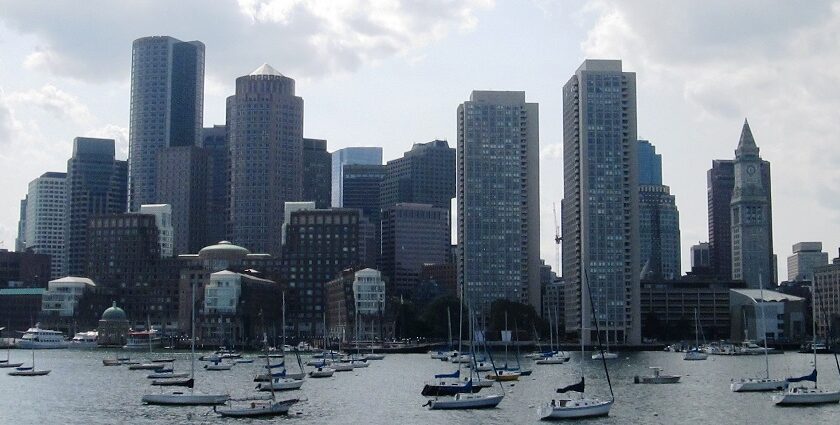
[488,299,547,341]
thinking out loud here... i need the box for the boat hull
[0,362,25,368]
[428,394,504,410]
[257,379,304,391]
[308,368,335,378]
[8,369,50,376]
[216,400,297,417]
[773,389,840,405]
[148,372,189,379]
[15,341,68,349]
[730,379,785,392]
[142,393,229,405]
[538,399,612,419]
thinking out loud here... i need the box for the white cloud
[0,91,16,145]
[7,84,94,125]
[540,144,563,159]
[86,124,129,160]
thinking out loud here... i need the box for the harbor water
[2,349,840,424]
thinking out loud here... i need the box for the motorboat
[70,331,98,348]
[591,352,619,360]
[683,350,708,361]
[16,324,68,349]
[350,359,369,368]
[538,397,613,419]
[730,377,785,392]
[426,393,504,410]
[634,367,680,384]
[773,386,840,405]
[257,378,304,392]
[365,353,385,360]
[142,392,229,406]
[123,330,162,350]
[214,398,298,418]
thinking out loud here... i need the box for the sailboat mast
[190,280,196,384]
[504,311,509,361]
[813,283,818,388]
[447,307,452,350]
[282,292,286,352]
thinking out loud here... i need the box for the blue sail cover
[265,361,285,369]
[786,369,817,383]
[434,370,460,379]
[557,377,585,393]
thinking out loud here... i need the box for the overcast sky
[1,0,838,280]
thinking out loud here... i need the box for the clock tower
[730,119,774,288]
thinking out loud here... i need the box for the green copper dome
[101,301,127,321]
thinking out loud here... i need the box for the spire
[249,63,284,77]
[735,118,759,157]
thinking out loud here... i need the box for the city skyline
[1,1,839,280]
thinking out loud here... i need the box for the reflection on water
[2,349,840,424]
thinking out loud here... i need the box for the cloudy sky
[1,0,838,280]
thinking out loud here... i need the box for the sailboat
[731,276,785,392]
[8,349,50,376]
[539,268,613,420]
[0,344,23,369]
[142,279,229,405]
[772,284,840,405]
[431,307,456,360]
[590,301,618,360]
[536,307,569,365]
[423,294,480,396]
[684,309,708,361]
[426,307,504,410]
[488,312,521,381]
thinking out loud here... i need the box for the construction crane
[553,203,562,273]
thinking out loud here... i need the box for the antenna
[553,203,562,272]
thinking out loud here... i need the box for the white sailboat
[537,307,570,365]
[8,349,50,376]
[684,309,708,361]
[731,276,785,392]
[773,284,840,406]
[539,268,613,420]
[142,279,229,405]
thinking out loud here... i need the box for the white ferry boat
[16,324,69,349]
[70,331,99,348]
[123,330,163,350]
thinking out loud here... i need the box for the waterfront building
[157,146,209,254]
[331,147,382,207]
[65,137,128,277]
[380,203,450,298]
[97,302,130,346]
[457,90,541,313]
[139,204,174,257]
[128,36,204,210]
[637,141,680,280]
[303,138,332,209]
[228,64,303,255]
[325,269,356,341]
[0,248,51,289]
[201,125,229,245]
[22,172,67,278]
[561,60,640,344]
[729,289,805,343]
[41,276,96,318]
[787,242,828,282]
[813,255,840,339]
[281,208,362,337]
[86,213,180,330]
[0,287,46,332]
[353,268,387,341]
[730,120,775,288]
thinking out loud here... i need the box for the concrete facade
[23,172,67,279]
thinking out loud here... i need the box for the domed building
[98,301,130,346]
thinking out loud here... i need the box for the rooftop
[250,63,283,77]
[731,288,804,302]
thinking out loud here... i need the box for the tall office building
[65,137,128,276]
[342,164,386,268]
[228,64,303,255]
[787,242,829,282]
[139,204,174,257]
[457,91,541,312]
[302,138,332,209]
[15,197,27,252]
[128,36,204,210]
[561,60,641,345]
[381,203,450,298]
[691,242,711,269]
[331,147,382,207]
[730,120,774,288]
[637,140,680,280]
[201,125,229,244]
[23,172,67,278]
[157,146,209,254]
[381,140,456,211]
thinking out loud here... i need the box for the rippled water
[2,348,840,424]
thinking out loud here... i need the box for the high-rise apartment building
[457,91,541,312]
[561,60,641,345]
[157,146,209,254]
[128,36,204,210]
[302,138,332,209]
[787,242,828,282]
[730,120,774,288]
[228,64,303,255]
[65,137,128,276]
[23,172,67,278]
[381,203,450,298]
[637,140,680,280]
[331,147,382,207]
[201,125,229,244]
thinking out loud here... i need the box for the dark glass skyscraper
[637,140,662,185]
[157,146,209,254]
[302,138,332,209]
[457,91,541,312]
[228,64,303,255]
[65,137,128,276]
[201,125,229,245]
[380,140,455,211]
[562,60,641,345]
[331,147,382,207]
[342,164,386,268]
[637,140,680,280]
[128,36,204,210]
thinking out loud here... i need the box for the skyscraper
[201,125,229,245]
[787,242,828,282]
[23,172,67,278]
[637,140,681,280]
[15,197,27,253]
[156,146,209,254]
[128,36,204,210]
[380,140,456,211]
[331,147,382,207]
[730,119,774,288]
[139,204,174,258]
[228,64,303,255]
[707,160,735,280]
[302,138,332,209]
[562,60,641,345]
[341,164,386,268]
[457,91,541,312]
[65,137,128,276]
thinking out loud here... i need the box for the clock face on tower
[746,165,756,176]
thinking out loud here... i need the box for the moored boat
[16,324,68,349]
[634,367,680,384]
